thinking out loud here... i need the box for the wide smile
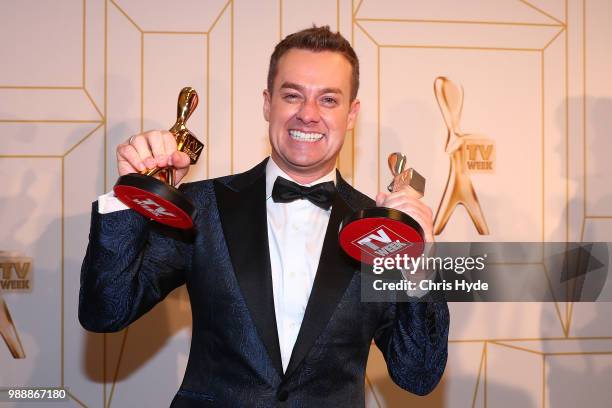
[288,129,325,143]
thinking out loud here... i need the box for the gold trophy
[433,77,489,235]
[0,293,25,358]
[339,153,426,264]
[114,87,204,229]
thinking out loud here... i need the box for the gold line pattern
[82,0,86,87]
[541,49,545,243]
[542,27,565,50]
[0,86,82,90]
[206,34,210,178]
[68,390,88,408]
[231,0,234,173]
[583,0,587,224]
[64,123,105,157]
[350,0,356,185]
[356,17,564,27]
[142,31,207,35]
[484,341,488,408]
[354,20,380,46]
[379,44,541,52]
[83,87,104,119]
[490,341,545,356]
[109,0,142,31]
[106,328,130,408]
[471,342,486,408]
[0,120,103,123]
[61,157,65,387]
[565,0,569,245]
[336,0,340,32]
[376,46,380,193]
[542,355,546,408]
[542,263,569,336]
[104,0,109,194]
[0,155,63,159]
[354,0,364,18]
[140,32,144,134]
[279,0,283,40]
[518,0,565,25]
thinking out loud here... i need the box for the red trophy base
[339,207,424,265]
[114,173,195,229]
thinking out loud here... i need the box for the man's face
[264,49,360,181]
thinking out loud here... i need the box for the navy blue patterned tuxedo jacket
[79,158,449,407]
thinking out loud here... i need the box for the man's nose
[296,98,320,124]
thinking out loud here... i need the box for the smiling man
[80,26,449,407]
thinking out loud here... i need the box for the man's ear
[263,89,271,122]
[346,98,361,131]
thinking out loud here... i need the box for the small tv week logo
[132,197,177,219]
[352,225,413,258]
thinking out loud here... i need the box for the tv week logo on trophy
[352,225,413,258]
[132,197,177,219]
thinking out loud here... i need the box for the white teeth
[289,130,324,142]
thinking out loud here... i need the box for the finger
[130,134,156,169]
[117,143,146,173]
[170,151,191,169]
[161,131,178,166]
[401,186,423,199]
[145,131,169,168]
[381,193,424,210]
[381,197,433,232]
[376,192,389,206]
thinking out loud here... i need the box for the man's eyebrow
[280,82,343,95]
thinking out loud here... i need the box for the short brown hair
[267,26,360,101]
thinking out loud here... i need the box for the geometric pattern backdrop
[1,1,611,407]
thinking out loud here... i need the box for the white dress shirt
[97,158,334,372]
[264,158,334,372]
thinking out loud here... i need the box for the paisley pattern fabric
[79,159,449,407]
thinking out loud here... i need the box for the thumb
[375,192,389,207]
[170,151,191,169]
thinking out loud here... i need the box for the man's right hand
[116,130,191,184]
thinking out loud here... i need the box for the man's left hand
[375,189,435,243]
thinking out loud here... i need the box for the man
[80,26,449,407]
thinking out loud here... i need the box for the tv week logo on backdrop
[463,139,495,173]
[0,252,32,291]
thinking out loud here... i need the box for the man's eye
[283,94,301,102]
[321,96,338,106]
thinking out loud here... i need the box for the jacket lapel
[284,174,359,377]
[213,158,285,376]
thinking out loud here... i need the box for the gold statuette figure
[114,87,204,229]
[0,293,25,358]
[433,77,489,235]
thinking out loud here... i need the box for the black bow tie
[271,177,336,210]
